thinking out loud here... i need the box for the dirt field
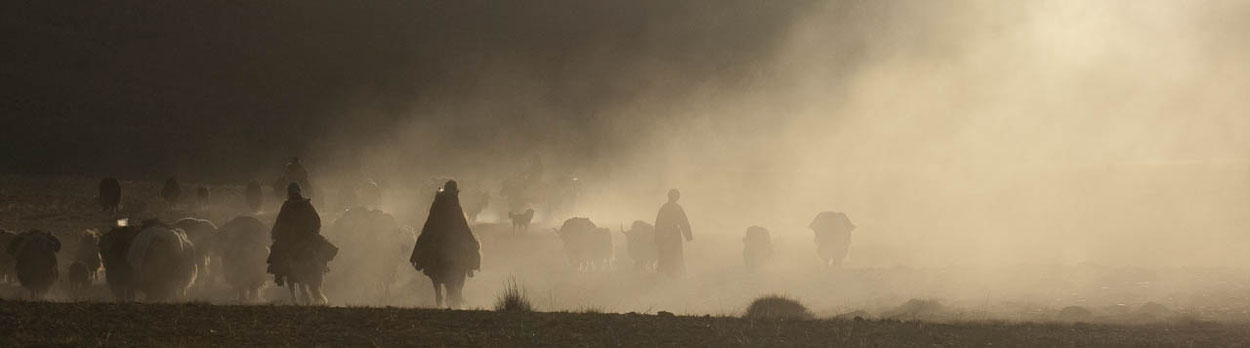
[3,300,1249,347]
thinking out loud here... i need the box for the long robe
[409,190,481,281]
[267,198,322,279]
[654,201,692,277]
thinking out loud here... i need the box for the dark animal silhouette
[410,180,481,308]
[173,218,218,286]
[0,229,17,284]
[743,226,773,269]
[99,225,142,301]
[555,217,613,271]
[195,186,211,211]
[328,207,414,303]
[68,261,91,294]
[620,221,657,271]
[269,183,335,305]
[508,208,535,233]
[217,216,271,302]
[74,229,103,281]
[128,221,198,301]
[245,181,264,212]
[161,177,182,207]
[7,230,61,299]
[810,211,856,268]
[98,177,122,213]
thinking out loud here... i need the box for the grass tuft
[743,294,812,320]
[493,277,534,313]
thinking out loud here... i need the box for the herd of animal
[1,175,858,306]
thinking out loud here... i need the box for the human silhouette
[409,180,481,308]
[653,189,692,278]
[267,183,335,304]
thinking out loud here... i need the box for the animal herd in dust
[0,159,858,308]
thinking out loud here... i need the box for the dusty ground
[3,300,1249,347]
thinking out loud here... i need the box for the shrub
[743,294,812,320]
[579,306,604,314]
[884,299,944,320]
[493,277,533,312]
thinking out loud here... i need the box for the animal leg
[446,274,466,309]
[288,283,301,305]
[431,279,444,308]
[310,283,327,305]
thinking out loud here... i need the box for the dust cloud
[8,0,1250,319]
[271,0,1250,317]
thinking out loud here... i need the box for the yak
[620,221,657,271]
[74,229,103,281]
[328,207,415,303]
[99,225,142,301]
[7,230,61,299]
[128,221,198,301]
[245,181,264,212]
[217,216,271,302]
[173,218,218,284]
[98,177,122,213]
[555,217,613,271]
[161,177,182,207]
[810,211,856,268]
[68,261,91,295]
[743,226,773,269]
[194,186,211,212]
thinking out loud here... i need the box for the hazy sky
[5,0,1250,268]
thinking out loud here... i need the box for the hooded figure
[267,183,323,285]
[654,189,693,278]
[410,180,481,308]
[810,211,855,268]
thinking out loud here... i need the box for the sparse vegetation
[4,300,1250,346]
[579,306,604,314]
[885,298,945,320]
[493,277,533,312]
[743,294,812,320]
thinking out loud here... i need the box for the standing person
[654,189,693,278]
[410,180,481,308]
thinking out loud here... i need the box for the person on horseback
[268,182,335,304]
[410,180,481,308]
